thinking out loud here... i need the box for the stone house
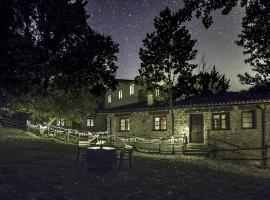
[100,80,270,166]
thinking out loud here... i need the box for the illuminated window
[153,116,167,130]
[108,95,111,103]
[212,113,230,130]
[87,118,94,127]
[119,118,129,131]
[242,111,256,129]
[119,90,123,99]
[130,84,134,95]
[57,118,65,127]
[155,89,160,96]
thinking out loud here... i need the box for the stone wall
[109,110,172,139]
[107,103,270,165]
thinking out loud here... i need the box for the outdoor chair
[118,145,134,170]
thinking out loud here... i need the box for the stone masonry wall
[107,103,270,164]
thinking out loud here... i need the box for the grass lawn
[1,127,270,200]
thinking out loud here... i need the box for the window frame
[119,118,130,132]
[119,90,123,99]
[155,89,160,97]
[57,118,65,127]
[130,84,135,95]
[153,116,167,131]
[87,118,94,127]
[212,112,230,130]
[242,110,256,129]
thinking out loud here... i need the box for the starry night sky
[86,0,250,91]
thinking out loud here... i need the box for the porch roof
[101,91,270,113]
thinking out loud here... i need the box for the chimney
[147,93,154,106]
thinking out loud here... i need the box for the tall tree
[237,0,270,91]
[136,7,197,139]
[182,0,270,91]
[0,0,118,121]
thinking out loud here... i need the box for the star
[87,0,248,91]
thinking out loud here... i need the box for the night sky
[86,0,250,91]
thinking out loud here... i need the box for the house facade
[100,80,270,166]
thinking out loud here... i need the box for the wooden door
[190,114,204,143]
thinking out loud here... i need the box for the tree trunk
[169,89,175,154]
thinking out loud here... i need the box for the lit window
[87,118,94,127]
[242,111,256,129]
[57,118,65,127]
[155,89,160,96]
[108,95,111,103]
[119,90,123,99]
[119,118,129,131]
[212,113,230,130]
[154,116,167,130]
[130,84,134,95]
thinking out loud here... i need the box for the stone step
[186,144,208,149]
[183,149,209,156]
[183,144,210,156]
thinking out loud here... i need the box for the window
[242,111,256,129]
[212,113,230,130]
[119,90,123,99]
[155,89,160,97]
[87,118,94,127]
[130,84,134,95]
[153,116,167,130]
[119,118,129,131]
[57,118,65,127]
[108,95,111,103]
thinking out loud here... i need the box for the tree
[135,7,197,139]
[0,0,118,121]
[195,66,230,94]
[175,57,230,96]
[182,0,270,91]
[236,0,270,91]
[181,0,248,28]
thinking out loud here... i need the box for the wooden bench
[118,145,134,170]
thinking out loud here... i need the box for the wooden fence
[0,116,26,130]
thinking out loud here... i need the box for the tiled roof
[101,91,270,113]
[175,91,270,108]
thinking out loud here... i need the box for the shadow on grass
[0,128,270,200]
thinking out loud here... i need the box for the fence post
[171,136,175,154]
[67,130,70,143]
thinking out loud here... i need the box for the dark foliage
[237,0,270,92]
[136,7,197,101]
[0,0,118,120]
[182,0,270,92]
[0,0,118,104]
[195,66,230,95]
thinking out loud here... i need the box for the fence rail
[0,116,26,130]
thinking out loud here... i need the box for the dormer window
[130,84,134,95]
[119,90,123,99]
[155,89,160,96]
[108,95,111,103]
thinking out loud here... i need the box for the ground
[0,128,270,200]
